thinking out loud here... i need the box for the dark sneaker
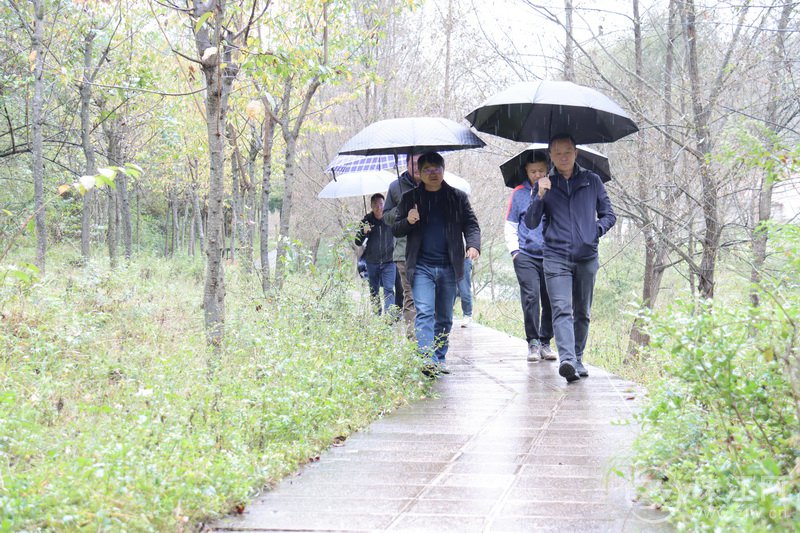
[527,343,541,362]
[575,359,589,377]
[437,363,451,375]
[540,344,557,360]
[559,361,580,383]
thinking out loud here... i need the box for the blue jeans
[543,256,599,364]
[366,261,396,315]
[412,262,457,362]
[456,257,473,317]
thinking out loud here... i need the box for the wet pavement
[210,321,671,532]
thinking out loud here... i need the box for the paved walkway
[211,322,670,532]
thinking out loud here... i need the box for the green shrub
[633,223,800,530]
[0,251,428,531]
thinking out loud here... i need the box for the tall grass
[0,249,428,531]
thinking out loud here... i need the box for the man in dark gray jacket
[383,154,421,336]
[393,152,480,374]
[354,193,395,315]
[524,134,616,383]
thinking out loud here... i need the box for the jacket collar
[549,163,587,181]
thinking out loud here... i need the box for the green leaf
[124,163,144,178]
[98,168,116,179]
[195,11,214,33]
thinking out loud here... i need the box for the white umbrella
[444,172,471,196]
[317,170,396,199]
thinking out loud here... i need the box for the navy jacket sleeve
[523,186,544,230]
[595,178,616,237]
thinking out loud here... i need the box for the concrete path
[211,322,670,532]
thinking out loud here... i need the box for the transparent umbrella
[337,117,485,156]
[318,170,396,199]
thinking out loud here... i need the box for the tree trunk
[107,187,118,268]
[685,0,720,300]
[193,187,205,254]
[194,0,239,348]
[31,0,46,274]
[750,0,793,307]
[260,103,276,293]
[189,196,196,256]
[117,171,132,260]
[80,31,97,263]
[164,197,170,257]
[171,187,179,256]
[228,125,240,264]
[135,184,140,249]
[563,0,575,81]
[241,121,259,273]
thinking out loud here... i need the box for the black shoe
[575,360,589,377]
[559,361,580,383]
[421,364,438,379]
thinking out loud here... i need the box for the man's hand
[537,176,551,198]
[466,247,480,260]
[407,204,420,224]
[361,221,372,234]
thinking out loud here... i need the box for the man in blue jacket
[524,134,616,383]
[505,150,556,362]
[393,152,481,374]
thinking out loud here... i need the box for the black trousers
[512,253,553,345]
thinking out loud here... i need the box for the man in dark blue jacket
[393,152,481,374]
[524,134,616,383]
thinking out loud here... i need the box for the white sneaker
[527,343,542,362]
[461,316,473,328]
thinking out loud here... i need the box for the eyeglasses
[420,165,443,175]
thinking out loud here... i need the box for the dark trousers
[513,253,553,345]
[543,256,599,363]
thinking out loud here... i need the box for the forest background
[0,0,799,530]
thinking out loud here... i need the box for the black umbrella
[465,81,638,145]
[337,117,485,156]
[500,143,612,188]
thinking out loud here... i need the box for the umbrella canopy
[465,80,638,145]
[337,117,485,156]
[500,143,611,188]
[326,154,404,174]
[317,170,396,199]
[444,171,471,195]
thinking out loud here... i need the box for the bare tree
[750,0,795,307]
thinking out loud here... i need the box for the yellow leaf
[245,100,263,119]
[29,50,37,72]
[57,184,71,196]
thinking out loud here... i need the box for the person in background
[383,154,421,336]
[393,152,480,375]
[505,150,556,362]
[457,257,474,327]
[524,134,616,383]
[354,193,396,315]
